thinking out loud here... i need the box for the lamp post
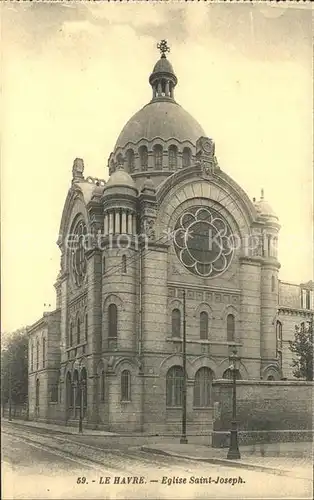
[8,362,12,422]
[180,289,188,444]
[79,376,84,434]
[227,347,241,460]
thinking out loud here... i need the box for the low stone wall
[211,380,313,448]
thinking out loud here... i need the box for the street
[1,422,312,499]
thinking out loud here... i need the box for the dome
[254,190,278,220]
[104,167,136,190]
[115,100,206,149]
[152,57,175,75]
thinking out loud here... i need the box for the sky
[1,2,313,332]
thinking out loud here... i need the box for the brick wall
[212,380,313,446]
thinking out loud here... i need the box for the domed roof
[152,57,175,75]
[115,100,206,149]
[105,166,136,190]
[254,190,278,220]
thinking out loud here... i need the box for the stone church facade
[27,42,313,432]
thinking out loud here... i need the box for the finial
[157,39,170,58]
[261,188,264,200]
[72,158,84,183]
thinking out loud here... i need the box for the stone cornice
[278,306,314,317]
[167,281,241,295]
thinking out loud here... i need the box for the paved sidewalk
[141,441,313,480]
[3,418,119,436]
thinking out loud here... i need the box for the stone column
[121,211,127,234]
[132,214,137,235]
[109,212,114,234]
[115,211,120,234]
[104,214,109,235]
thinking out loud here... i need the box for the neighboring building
[27,42,313,432]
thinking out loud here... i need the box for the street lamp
[227,347,241,460]
[78,376,85,434]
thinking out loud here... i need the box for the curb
[5,420,119,437]
[140,446,304,478]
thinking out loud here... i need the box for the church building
[27,41,314,433]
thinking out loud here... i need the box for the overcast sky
[1,2,313,332]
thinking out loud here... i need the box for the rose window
[173,206,234,278]
[71,220,87,287]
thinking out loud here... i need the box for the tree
[1,328,28,407]
[289,321,313,381]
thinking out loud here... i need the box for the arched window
[194,367,213,407]
[121,370,131,401]
[42,338,46,368]
[31,343,34,371]
[200,311,209,340]
[126,149,135,173]
[66,372,72,408]
[182,147,191,168]
[267,375,275,381]
[153,145,163,170]
[50,384,58,402]
[100,370,105,402]
[103,256,106,274]
[139,146,148,171]
[108,304,118,339]
[116,153,124,167]
[271,275,276,292]
[122,255,127,274]
[222,369,241,380]
[168,145,178,170]
[69,322,73,346]
[166,366,183,407]
[227,314,235,342]
[35,379,40,407]
[276,321,282,352]
[172,309,181,337]
[77,317,81,344]
[85,313,88,340]
[36,340,39,370]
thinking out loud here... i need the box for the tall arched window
[139,146,148,171]
[194,367,213,407]
[168,145,178,170]
[31,343,34,371]
[172,309,181,337]
[182,147,191,168]
[121,370,131,401]
[35,379,40,407]
[108,304,118,339]
[166,366,183,407]
[42,338,46,368]
[69,322,73,346]
[126,149,135,173]
[100,370,105,402]
[276,320,282,352]
[227,314,235,342]
[66,372,72,408]
[200,311,209,340]
[153,145,163,169]
[85,313,88,340]
[122,255,127,274]
[77,317,81,344]
[36,340,39,370]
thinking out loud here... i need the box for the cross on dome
[157,40,170,58]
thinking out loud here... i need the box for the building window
[276,320,282,352]
[122,255,127,274]
[182,147,191,168]
[121,370,131,401]
[200,311,209,340]
[139,146,148,171]
[35,379,40,407]
[171,308,181,337]
[31,343,34,371]
[126,149,135,173]
[50,384,58,402]
[42,338,46,369]
[77,317,81,344]
[227,314,235,342]
[100,370,105,402]
[194,367,213,407]
[271,275,276,292]
[168,145,178,170]
[36,340,39,370]
[108,304,118,339]
[69,322,73,346]
[267,375,275,381]
[166,366,183,407]
[153,145,163,169]
[103,256,106,274]
[85,313,88,340]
